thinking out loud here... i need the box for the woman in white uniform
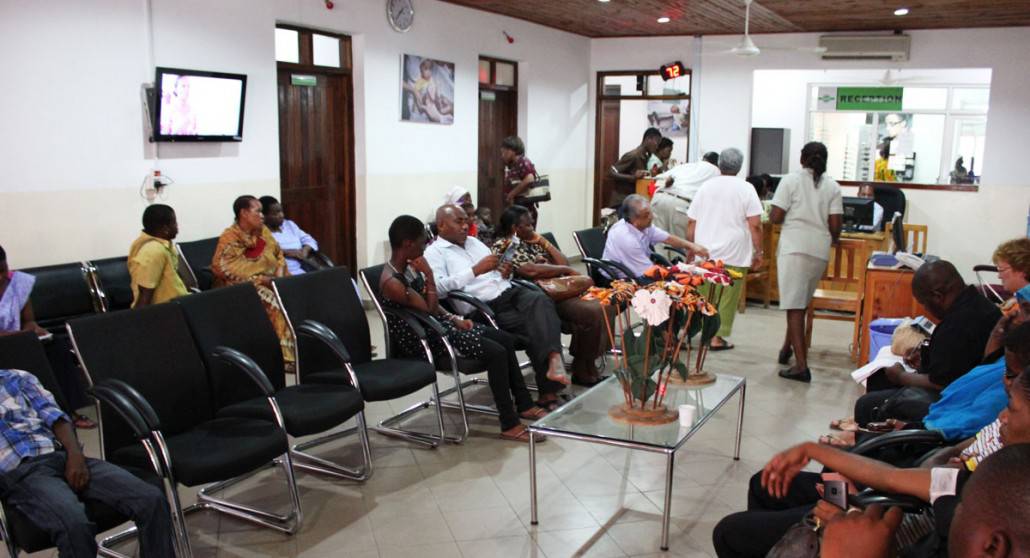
[769,142,843,383]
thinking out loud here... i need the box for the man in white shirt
[686,147,764,350]
[650,156,720,240]
[424,205,570,406]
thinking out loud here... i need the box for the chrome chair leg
[289,411,375,481]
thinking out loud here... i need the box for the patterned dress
[504,155,540,223]
[382,265,487,362]
[211,224,294,364]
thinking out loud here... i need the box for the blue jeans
[0,451,175,558]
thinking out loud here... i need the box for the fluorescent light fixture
[894,7,909,16]
[598,0,610,2]
[657,16,671,23]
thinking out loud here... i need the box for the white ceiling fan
[708,0,827,57]
[878,68,931,85]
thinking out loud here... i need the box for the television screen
[154,67,246,141]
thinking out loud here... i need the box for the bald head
[435,204,470,245]
[950,444,1030,557]
[912,260,965,318]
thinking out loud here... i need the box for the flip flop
[709,342,735,351]
[830,418,860,432]
[818,434,854,448]
[519,407,549,420]
[499,425,546,443]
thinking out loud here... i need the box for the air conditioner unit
[819,34,911,61]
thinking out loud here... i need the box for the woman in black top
[379,215,545,442]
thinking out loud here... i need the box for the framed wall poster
[401,54,455,124]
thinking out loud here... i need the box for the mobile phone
[501,239,519,263]
[823,479,848,510]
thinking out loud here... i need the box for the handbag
[516,175,551,204]
[766,514,820,558]
[536,275,593,302]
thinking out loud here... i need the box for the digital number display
[660,61,686,81]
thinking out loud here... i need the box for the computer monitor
[842,197,875,230]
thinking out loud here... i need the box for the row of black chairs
[0,265,479,557]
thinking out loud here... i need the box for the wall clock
[387,0,414,33]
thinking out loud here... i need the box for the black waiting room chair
[175,283,372,480]
[360,264,500,442]
[67,303,303,557]
[83,256,134,312]
[272,267,448,448]
[177,237,219,291]
[0,332,163,558]
[21,262,96,334]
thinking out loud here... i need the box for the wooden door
[593,98,621,222]
[478,88,517,220]
[277,70,356,272]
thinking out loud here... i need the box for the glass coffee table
[528,373,745,551]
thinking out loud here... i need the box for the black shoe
[572,375,609,388]
[777,346,794,365]
[778,367,811,383]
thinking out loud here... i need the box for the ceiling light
[657,16,670,23]
[894,7,909,16]
[598,0,610,2]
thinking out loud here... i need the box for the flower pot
[608,403,679,425]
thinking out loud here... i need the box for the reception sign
[816,86,904,111]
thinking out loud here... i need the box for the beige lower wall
[359,168,590,269]
[1,168,592,274]
[0,181,279,269]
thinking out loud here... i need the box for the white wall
[589,28,1030,279]
[0,0,591,272]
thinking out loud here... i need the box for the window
[807,83,990,184]
[479,57,517,90]
[274,25,351,72]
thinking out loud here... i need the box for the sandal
[536,398,561,412]
[818,433,855,448]
[520,406,549,420]
[74,414,97,430]
[499,424,546,443]
[709,341,735,351]
[830,418,860,432]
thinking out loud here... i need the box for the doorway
[593,70,691,223]
[274,25,356,271]
[477,57,518,221]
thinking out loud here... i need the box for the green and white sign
[816,86,903,111]
[291,74,317,87]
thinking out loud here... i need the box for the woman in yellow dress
[211,195,294,365]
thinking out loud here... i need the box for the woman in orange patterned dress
[211,195,294,365]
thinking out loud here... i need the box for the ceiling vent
[819,34,911,61]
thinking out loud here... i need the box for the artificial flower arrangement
[582,261,738,424]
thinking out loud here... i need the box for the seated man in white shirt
[425,205,569,410]
[650,155,720,238]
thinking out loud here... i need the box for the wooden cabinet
[858,266,927,363]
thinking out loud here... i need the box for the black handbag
[873,386,938,423]
[515,175,551,204]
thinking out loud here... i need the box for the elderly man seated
[0,368,174,557]
[424,204,569,410]
[602,194,709,281]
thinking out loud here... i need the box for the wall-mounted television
[153,67,247,142]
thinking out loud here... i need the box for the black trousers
[478,327,536,431]
[712,471,821,558]
[488,287,565,395]
[43,335,90,412]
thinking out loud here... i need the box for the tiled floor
[24,303,863,558]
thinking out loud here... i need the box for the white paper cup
[678,404,697,426]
